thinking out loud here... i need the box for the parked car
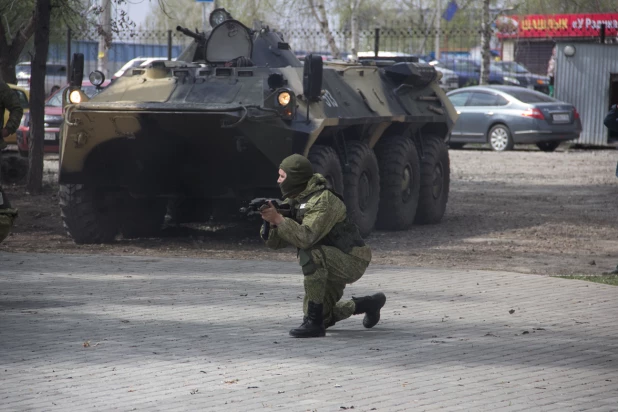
[493,61,550,94]
[437,58,518,88]
[113,57,169,79]
[15,62,68,96]
[355,51,460,91]
[446,85,582,152]
[2,84,30,146]
[16,80,110,156]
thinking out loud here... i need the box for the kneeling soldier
[260,154,386,338]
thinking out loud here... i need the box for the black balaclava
[279,154,314,199]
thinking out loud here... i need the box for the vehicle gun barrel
[176,26,205,42]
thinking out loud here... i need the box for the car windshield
[506,89,557,103]
[13,89,29,109]
[15,64,66,75]
[16,65,31,75]
[46,85,102,107]
[498,62,529,73]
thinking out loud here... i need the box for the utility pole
[97,0,112,77]
[434,0,442,60]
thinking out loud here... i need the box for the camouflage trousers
[300,245,369,326]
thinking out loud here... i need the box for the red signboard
[496,13,618,39]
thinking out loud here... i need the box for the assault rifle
[239,198,291,217]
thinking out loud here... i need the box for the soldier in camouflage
[260,154,386,338]
[0,80,23,244]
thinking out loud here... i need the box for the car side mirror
[303,54,323,101]
[70,53,84,88]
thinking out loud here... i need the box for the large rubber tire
[374,135,421,230]
[120,196,167,239]
[415,136,450,225]
[536,141,561,152]
[308,145,344,195]
[341,141,380,237]
[488,124,514,151]
[59,184,119,244]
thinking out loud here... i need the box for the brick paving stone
[1,252,617,411]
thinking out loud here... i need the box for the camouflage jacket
[0,81,23,135]
[262,174,372,263]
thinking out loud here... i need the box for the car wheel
[536,141,561,152]
[488,124,514,151]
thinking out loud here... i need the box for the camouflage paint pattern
[262,173,372,325]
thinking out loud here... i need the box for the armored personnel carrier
[58,8,457,243]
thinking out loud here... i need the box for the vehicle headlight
[277,91,291,106]
[537,79,547,85]
[504,76,520,85]
[69,90,82,104]
[89,70,106,87]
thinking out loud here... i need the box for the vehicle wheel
[120,196,167,239]
[59,184,120,244]
[536,141,561,152]
[488,124,514,151]
[415,135,450,224]
[374,135,420,230]
[448,142,465,150]
[308,145,344,195]
[341,141,380,237]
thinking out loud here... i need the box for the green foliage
[143,0,288,31]
[516,0,618,15]
[553,275,618,286]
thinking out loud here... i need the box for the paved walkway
[1,252,617,411]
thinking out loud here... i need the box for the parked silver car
[15,62,68,96]
[446,85,582,152]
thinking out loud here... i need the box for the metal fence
[14,26,584,94]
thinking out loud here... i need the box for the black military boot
[289,301,326,338]
[352,292,386,328]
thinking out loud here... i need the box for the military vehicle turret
[58,8,457,243]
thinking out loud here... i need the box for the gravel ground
[1,146,617,276]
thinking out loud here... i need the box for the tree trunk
[97,0,112,78]
[308,0,341,59]
[26,0,51,194]
[479,0,491,85]
[0,15,36,84]
[350,0,363,61]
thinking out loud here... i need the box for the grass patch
[553,275,618,286]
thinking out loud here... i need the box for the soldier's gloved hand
[1,128,9,138]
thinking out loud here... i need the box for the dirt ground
[1,146,617,276]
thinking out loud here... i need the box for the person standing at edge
[259,154,386,338]
[0,80,23,244]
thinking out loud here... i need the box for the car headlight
[69,90,82,104]
[537,79,548,85]
[277,91,291,106]
[88,70,106,87]
[503,76,520,85]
